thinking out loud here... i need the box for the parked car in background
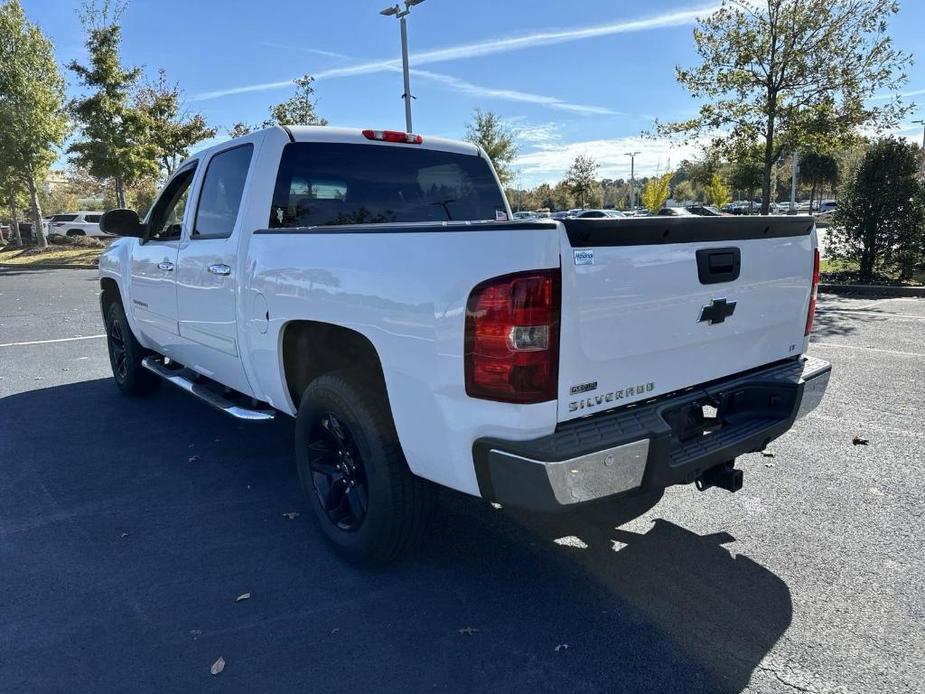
[658,207,697,217]
[512,211,537,220]
[573,209,625,219]
[47,212,109,237]
[685,205,726,217]
[818,200,837,214]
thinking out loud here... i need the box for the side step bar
[142,356,275,421]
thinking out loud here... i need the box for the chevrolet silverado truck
[98,126,830,562]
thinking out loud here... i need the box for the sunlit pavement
[1,267,922,693]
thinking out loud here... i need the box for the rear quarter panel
[243,224,562,496]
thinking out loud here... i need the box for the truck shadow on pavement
[0,378,792,693]
[812,303,892,338]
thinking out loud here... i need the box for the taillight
[464,269,560,403]
[805,248,820,335]
[362,129,423,144]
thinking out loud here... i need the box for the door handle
[208,264,231,276]
[157,261,175,271]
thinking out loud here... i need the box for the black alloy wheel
[107,310,129,383]
[307,412,369,531]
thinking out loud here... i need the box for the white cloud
[870,87,925,101]
[408,69,621,116]
[191,4,720,101]
[513,134,706,186]
[510,122,562,146]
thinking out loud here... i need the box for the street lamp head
[405,0,426,6]
[380,5,400,16]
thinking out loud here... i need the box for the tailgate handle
[696,247,741,284]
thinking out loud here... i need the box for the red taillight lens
[464,269,560,403]
[805,248,820,336]
[362,129,423,144]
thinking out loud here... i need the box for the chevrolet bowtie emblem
[699,298,737,325]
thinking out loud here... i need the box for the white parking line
[0,334,106,348]
[811,342,923,357]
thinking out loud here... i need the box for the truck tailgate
[558,216,816,422]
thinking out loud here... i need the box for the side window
[193,144,253,240]
[85,214,102,223]
[147,166,197,241]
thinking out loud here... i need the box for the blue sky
[23,0,925,186]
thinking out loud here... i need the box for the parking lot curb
[0,262,98,271]
[819,283,925,298]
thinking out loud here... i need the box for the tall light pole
[914,119,925,176]
[790,149,799,214]
[625,152,640,210]
[380,0,426,133]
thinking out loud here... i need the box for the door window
[147,166,197,241]
[193,144,253,239]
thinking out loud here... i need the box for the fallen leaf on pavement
[760,450,775,458]
[120,532,130,539]
[210,657,225,676]
[188,455,200,463]
[554,644,569,652]
[283,512,300,520]
[852,436,869,446]
[235,592,250,603]
[458,627,479,636]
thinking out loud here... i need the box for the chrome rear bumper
[473,356,831,511]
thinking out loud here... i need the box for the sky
[21,0,925,187]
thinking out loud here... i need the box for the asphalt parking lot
[1,267,923,694]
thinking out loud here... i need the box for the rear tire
[295,370,435,564]
[104,300,160,396]
[66,229,84,237]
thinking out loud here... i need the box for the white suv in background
[47,212,109,237]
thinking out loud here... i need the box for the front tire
[295,370,434,564]
[104,300,160,396]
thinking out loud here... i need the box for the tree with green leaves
[705,172,731,209]
[641,172,672,214]
[464,109,518,187]
[262,74,327,129]
[831,138,924,280]
[135,68,217,176]
[565,154,599,208]
[227,122,253,139]
[0,162,26,245]
[0,0,69,248]
[673,180,697,203]
[799,152,839,211]
[729,156,764,211]
[657,0,912,214]
[68,0,158,208]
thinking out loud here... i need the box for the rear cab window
[268,143,507,228]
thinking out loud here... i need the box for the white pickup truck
[98,126,830,562]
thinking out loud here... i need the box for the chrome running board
[141,356,275,421]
